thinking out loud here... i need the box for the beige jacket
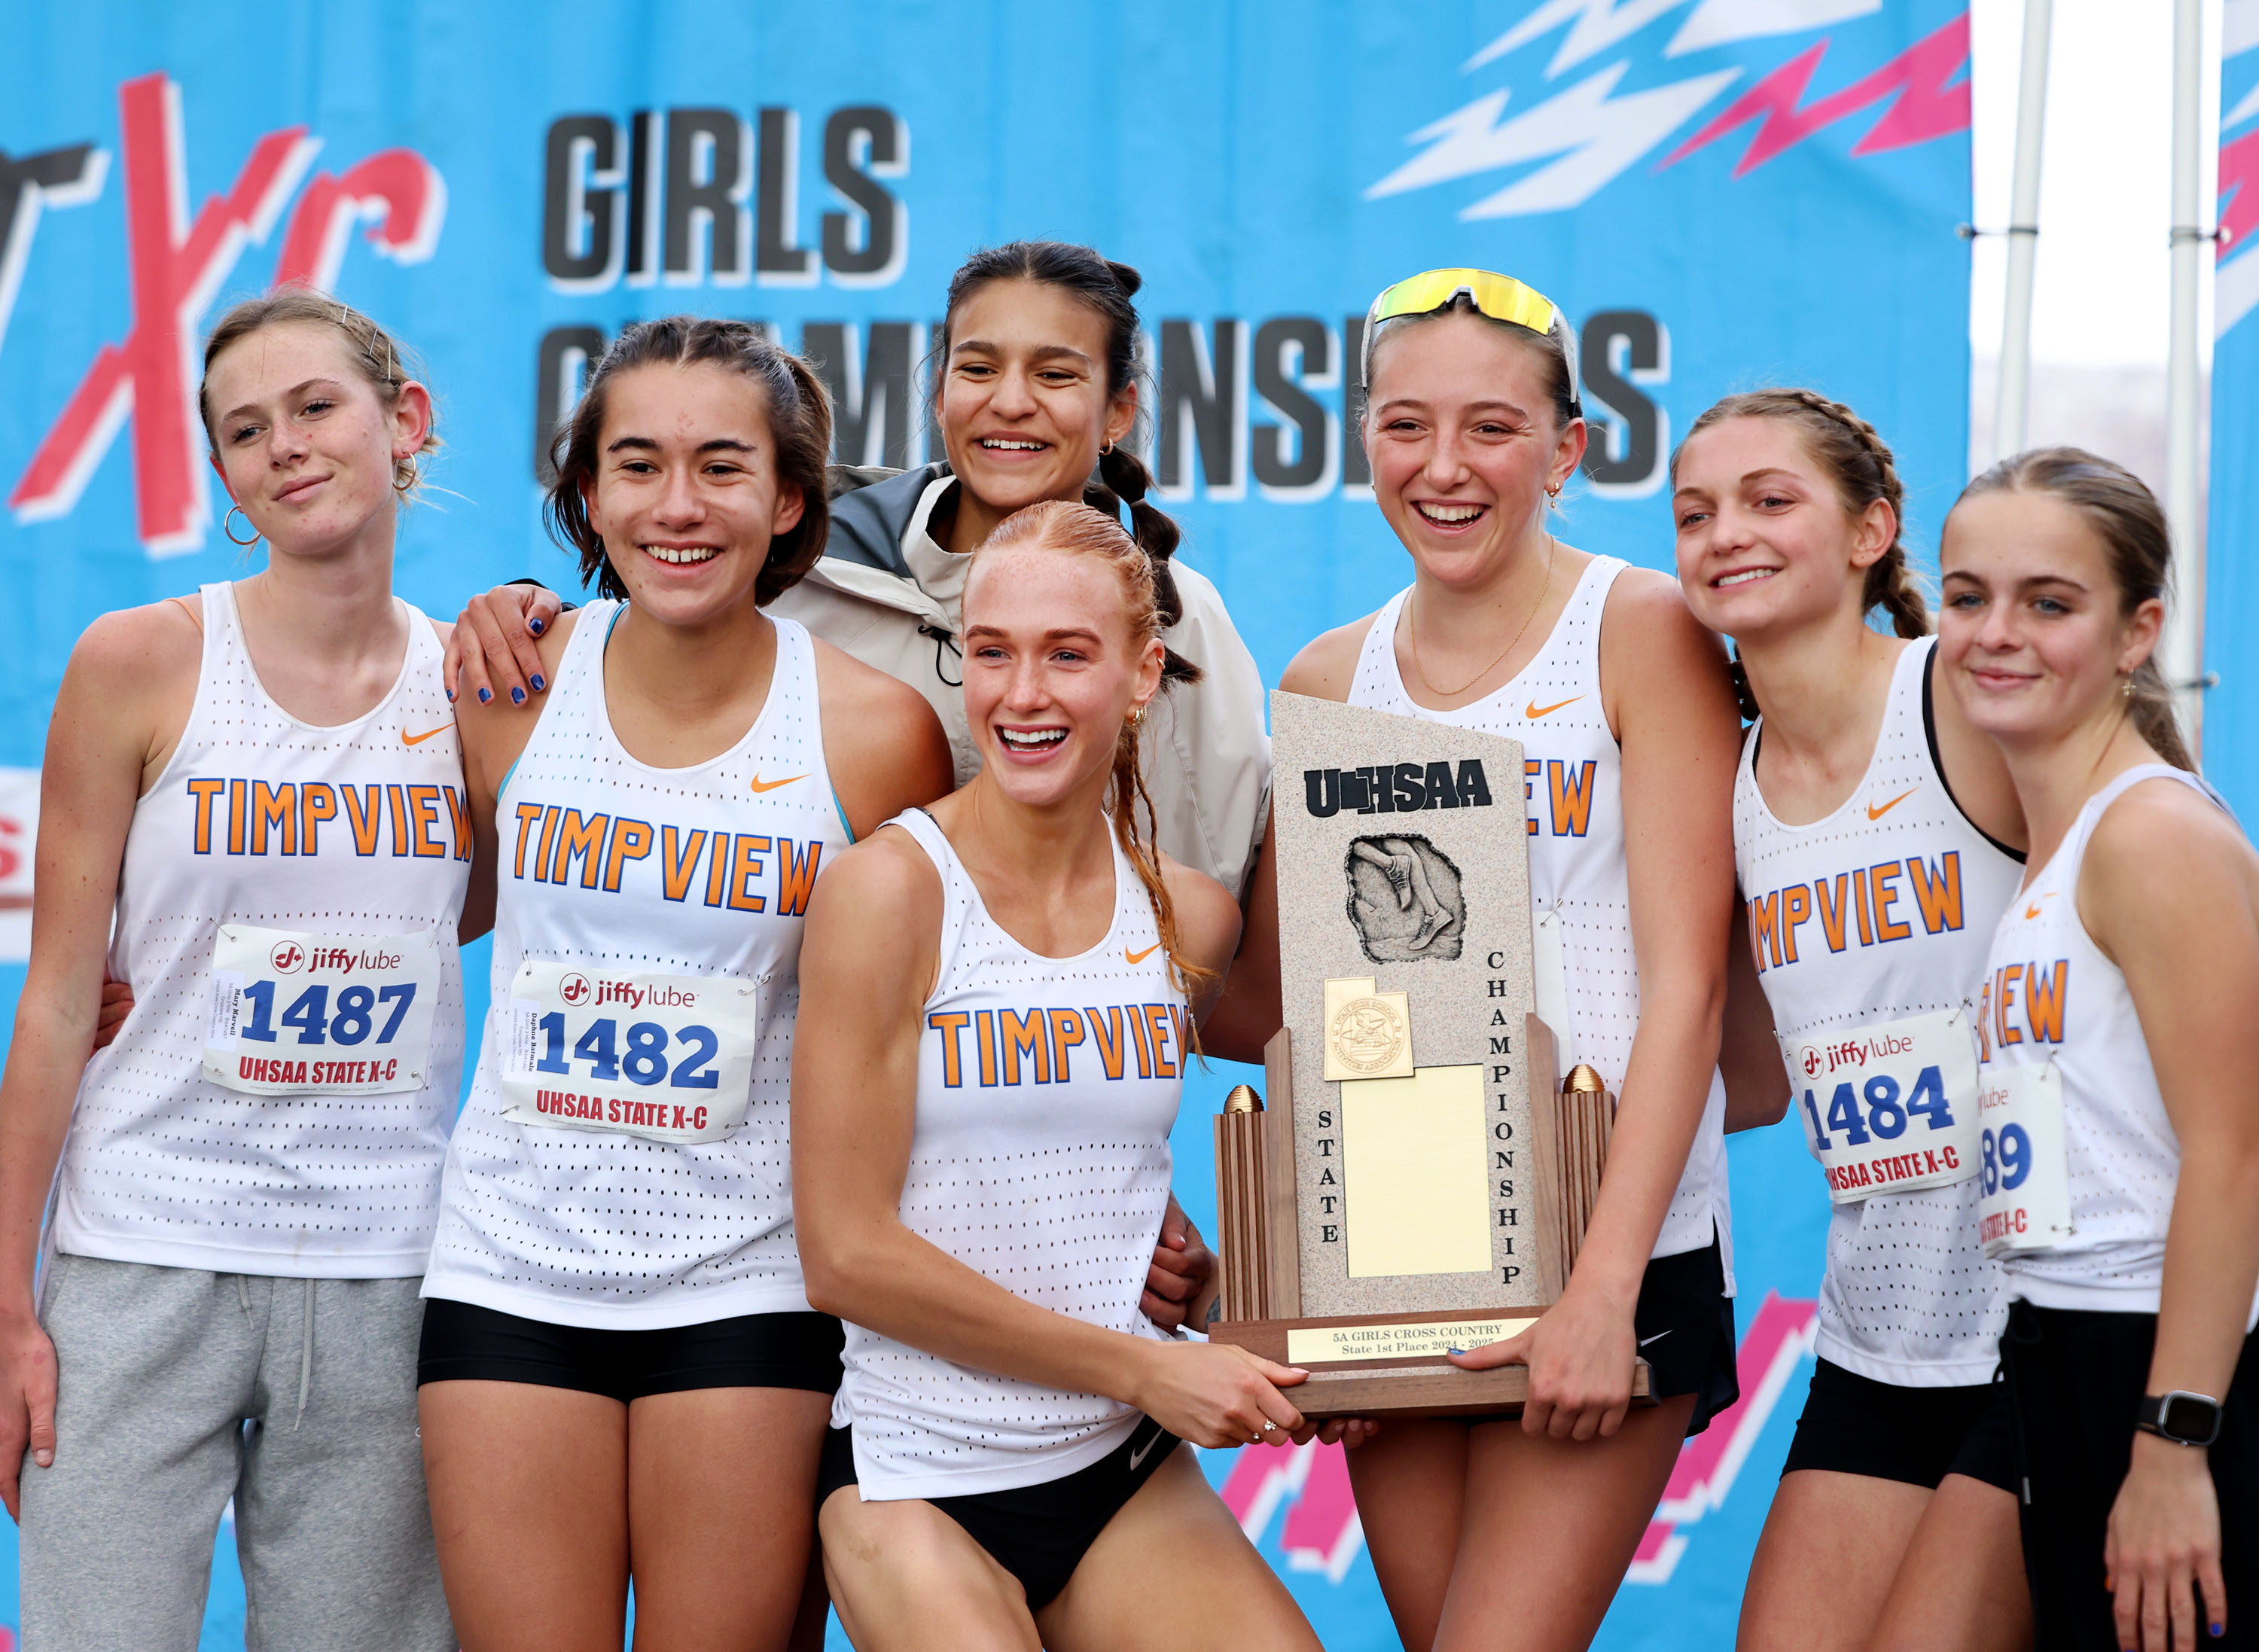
[770,474,1271,898]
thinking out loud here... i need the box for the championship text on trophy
[1209,692,1647,1419]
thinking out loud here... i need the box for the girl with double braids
[791,497,1320,1651]
[0,291,465,1647]
[415,316,952,1650]
[1940,452,2259,1650]
[450,239,1267,1322]
[1675,391,2032,1651]
[1221,269,1744,1648]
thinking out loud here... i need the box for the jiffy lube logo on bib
[1788,1006,1980,1205]
[503,960,764,1145]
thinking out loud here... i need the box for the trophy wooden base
[1209,1314,1653,1420]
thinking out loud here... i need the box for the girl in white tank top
[412,318,954,1651]
[0,296,462,1648]
[798,500,1322,1647]
[1675,392,2032,1652]
[1209,272,1745,1651]
[1942,449,2259,1647]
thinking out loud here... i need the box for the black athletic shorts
[1631,1232,1741,1437]
[416,1297,844,1401]
[2000,1298,2259,1649]
[1781,1356,2018,1492]
[816,1414,1180,1609]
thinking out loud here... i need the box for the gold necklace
[1407,534,1556,700]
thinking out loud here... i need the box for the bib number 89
[1980,1124,2032,1195]
[530,1013,720,1089]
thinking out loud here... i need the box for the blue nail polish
[528,617,544,635]
[510,687,525,705]
[2212,1625,2224,1639]
[1447,1346,1465,1355]
[529,674,545,692]
[477,688,491,704]
[445,688,455,703]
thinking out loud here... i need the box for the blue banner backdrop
[2210,13,2259,818]
[0,5,1969,1647]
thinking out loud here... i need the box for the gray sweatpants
[18,1253,454,1652]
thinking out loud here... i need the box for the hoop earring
[223,504,260,547]
[1128,703,1147,729]
[1101,441,1115,458]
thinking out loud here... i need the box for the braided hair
[930,241,1200,686]
[1672,388,1925,721]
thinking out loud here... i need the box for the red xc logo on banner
[9,72,446,556]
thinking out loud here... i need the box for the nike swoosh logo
[2024,892,2055,920]
[1129,1424,1166,1471]
[748,773,804,794]
[1125,942,1163,965]
[1637,1330,1671,1347]
[1866,787,1919,820]
[2026,904,2044,920]
[1526,696,1583,719]
[401,724,450,745]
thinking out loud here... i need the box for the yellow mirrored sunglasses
[1359,267,1578,410]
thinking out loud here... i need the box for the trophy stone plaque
[1209,691,1645,1419]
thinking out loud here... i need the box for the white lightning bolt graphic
[1468,0,1696,80]
[1666,0,1881,58]
[1367,60,1740,219]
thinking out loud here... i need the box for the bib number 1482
[501,961,762,1144]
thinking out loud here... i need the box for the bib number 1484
[1785,1007,1980,1205]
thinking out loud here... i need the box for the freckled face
[205,322,419,557]
[959,544,1161,809]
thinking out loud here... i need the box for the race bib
[1784,1006,1980,1205]
[204,924,442,1096]
[1977,1059,2074,1257]
[499,960,762,1144]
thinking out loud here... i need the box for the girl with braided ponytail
[1672,389,2032,1652]
[791,499,1322,1651]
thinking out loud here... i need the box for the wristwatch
[2136,1390,2224,1447]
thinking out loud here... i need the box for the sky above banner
[0,5,1970,1647]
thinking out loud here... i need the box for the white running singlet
[422,604,850,1327]
[833,808,1184,1501]
[1735,639,2021,1385]
[1349,557,1731,1274]
[1977,764,2259,1324]
[56,582,470,1278]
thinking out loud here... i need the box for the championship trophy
[1208,692,1648,1419]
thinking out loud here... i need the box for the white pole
[2163,0,2210,754]
[1996,0,2054,461]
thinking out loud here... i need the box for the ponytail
[1087,444,1200,685]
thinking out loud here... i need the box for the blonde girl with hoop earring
[1675,390,2033,1652]
[791,499,1322,1652]
[0,291,471,1650]
[1216,269,1744,1649]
